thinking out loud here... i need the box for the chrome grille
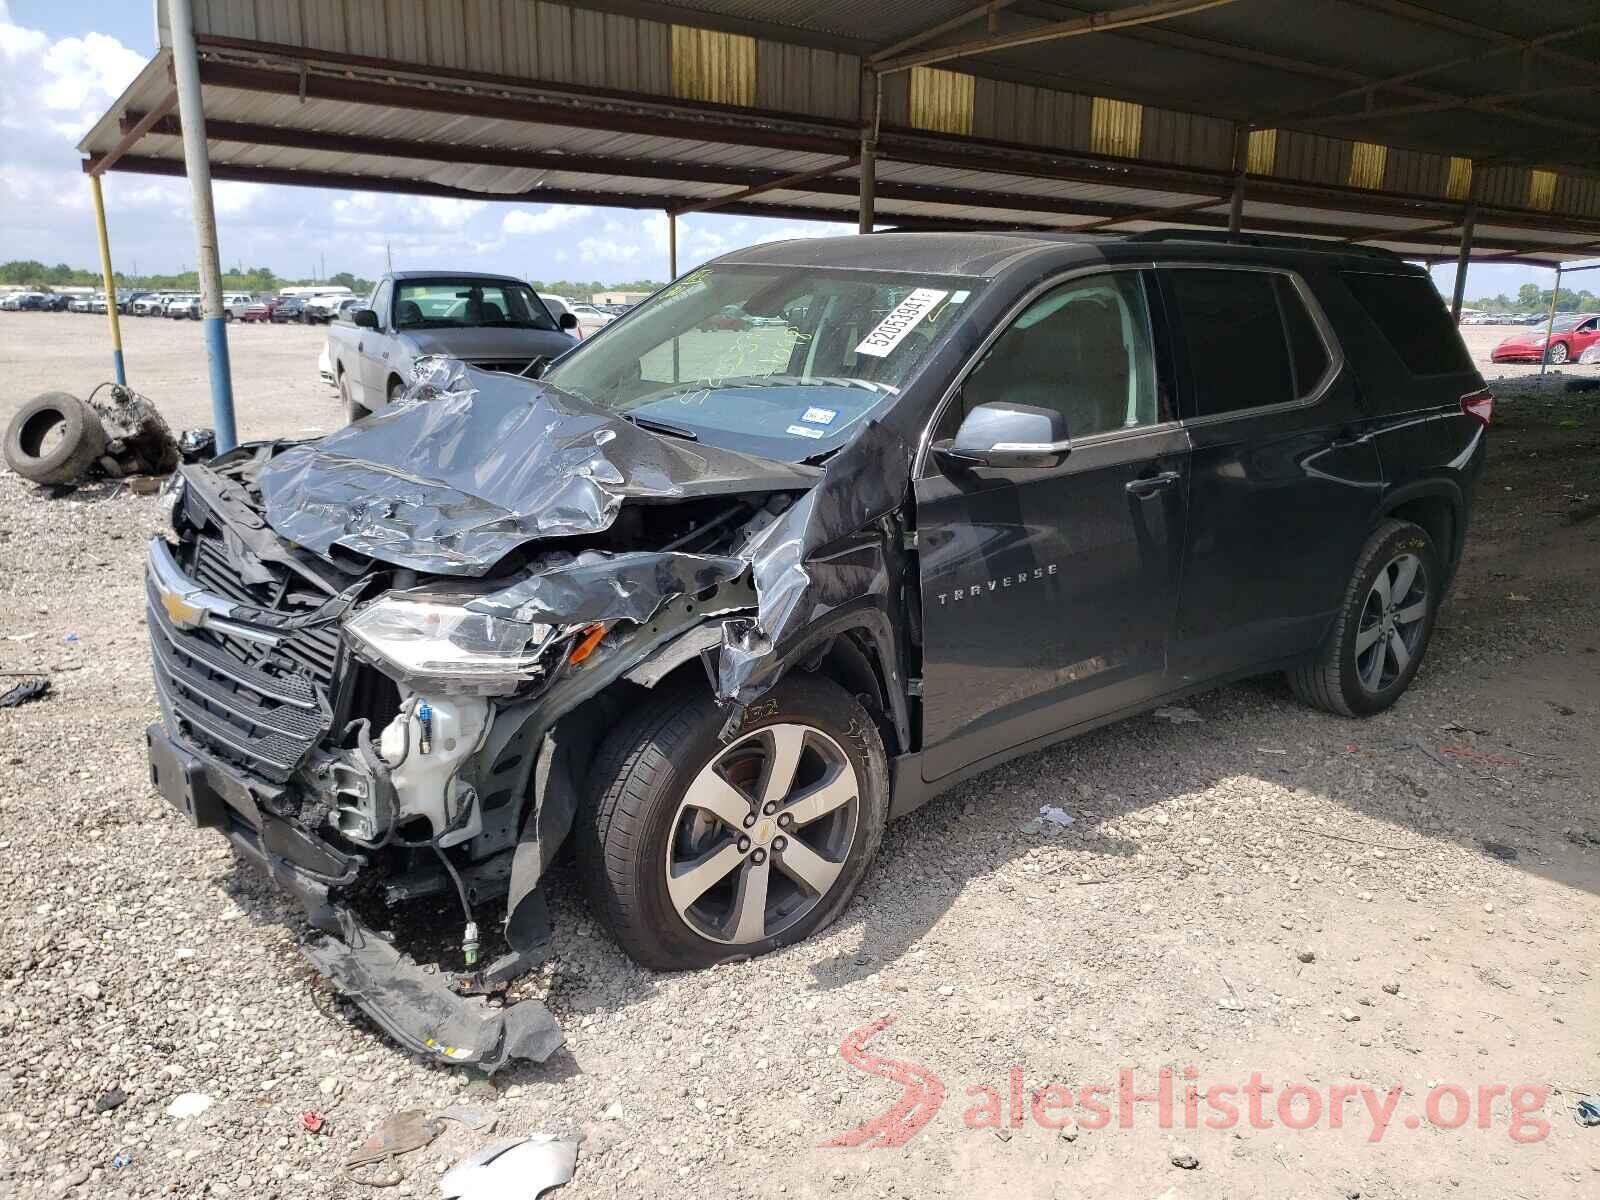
[148,532,341,782]
[466,357,541,377]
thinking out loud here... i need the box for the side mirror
[558,312,578,331]
[933,401,1070,470]
[352,308,379,330]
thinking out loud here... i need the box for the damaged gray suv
[145,231,1488,1068]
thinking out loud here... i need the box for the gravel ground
[1,310,1597,1199]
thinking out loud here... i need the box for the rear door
[915,268,1189,780]
[1160,264,1381,680]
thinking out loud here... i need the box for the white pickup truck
[325,272,579,421]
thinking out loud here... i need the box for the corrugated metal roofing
[85,1,1600,266]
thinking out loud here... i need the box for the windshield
[541,264,980,460]
[394,279,558,331]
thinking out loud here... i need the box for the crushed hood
[256,362,820,575]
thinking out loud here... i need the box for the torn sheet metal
[718,418,913,703]
[256,360,818,576]
[467,550,747,626]
[301,910,563,1073]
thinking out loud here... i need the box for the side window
[947,271,1159,442]
[1166,268,1297,419]
[1339,272,1472,376]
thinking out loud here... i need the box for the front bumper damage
[147,721,563,1069]
[144,360,920,1070]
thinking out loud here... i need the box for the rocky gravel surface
[0,320,1596,1198]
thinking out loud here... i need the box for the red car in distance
[1489,312,1600,364]
[241,296,281,323]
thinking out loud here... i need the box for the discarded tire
[3,392,107,485]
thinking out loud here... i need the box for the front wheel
[1288,519,1441,717]
[577,674,889,971]
[1546,341,1569,364]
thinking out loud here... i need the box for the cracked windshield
[542,266,980,460]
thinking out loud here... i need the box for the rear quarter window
[1340,272,1473,376]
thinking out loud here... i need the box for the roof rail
[1122,229,1405,261]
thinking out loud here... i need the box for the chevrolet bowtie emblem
[157,585,205,630]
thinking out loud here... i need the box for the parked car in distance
[132,293,169,316]
[12,292,48,311]
[240,296,275,322]
[326,270,579,419]
[542,294,611,339]
[303,290,357,323]
[270,296,309,324]
[69,295,94,313]
[166,294,201,320]
[42,293,72,311]
[144,231,1489,1067]
[1489,312,1600,364]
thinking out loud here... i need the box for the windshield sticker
[801,407,837,425]
[950,290,971,304]
[854,288,949,358]
[785,423,827,439]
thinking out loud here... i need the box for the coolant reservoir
[379,694,490,848]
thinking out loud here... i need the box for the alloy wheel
[1354,552,1428,693]
[664,723,860,945]
[1547,342,1569,364]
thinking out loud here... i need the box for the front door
[915,269,1189,781]
[358,280,394,406]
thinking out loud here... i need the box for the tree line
[1467,282,1599,314]
[1,261,666,300]
[0,260,373,294]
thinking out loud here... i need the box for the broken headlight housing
[344,594,555,693]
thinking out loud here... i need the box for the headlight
[344,594,555,689]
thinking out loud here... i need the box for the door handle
[1126,471,1180,498]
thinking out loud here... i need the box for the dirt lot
[1,309,1597,1199]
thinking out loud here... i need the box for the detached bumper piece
[148,721,564,1072]
[302,915,564,1073]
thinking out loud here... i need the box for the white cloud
[502,205,590,236]
[417,197,487,228]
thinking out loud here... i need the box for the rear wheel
[1288,519,1440,717]
[577,674,888,971]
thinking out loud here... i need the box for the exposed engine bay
[144,361,914,1068]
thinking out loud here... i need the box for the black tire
[576,674,889,972]
[3,392,107,485]
[340,371,369,423]
[1288,519,1442,717]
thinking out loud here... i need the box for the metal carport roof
[78,0,1600,267]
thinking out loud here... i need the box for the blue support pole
[202,316,237,449]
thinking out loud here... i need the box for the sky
[0,0,1582,297]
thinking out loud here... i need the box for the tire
[340,371,369,423]
[3,392,107,485]
[1288,519,1441,717]
[1546,341,1569,365]
[577,674,889,971]
[223,310,234,322]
